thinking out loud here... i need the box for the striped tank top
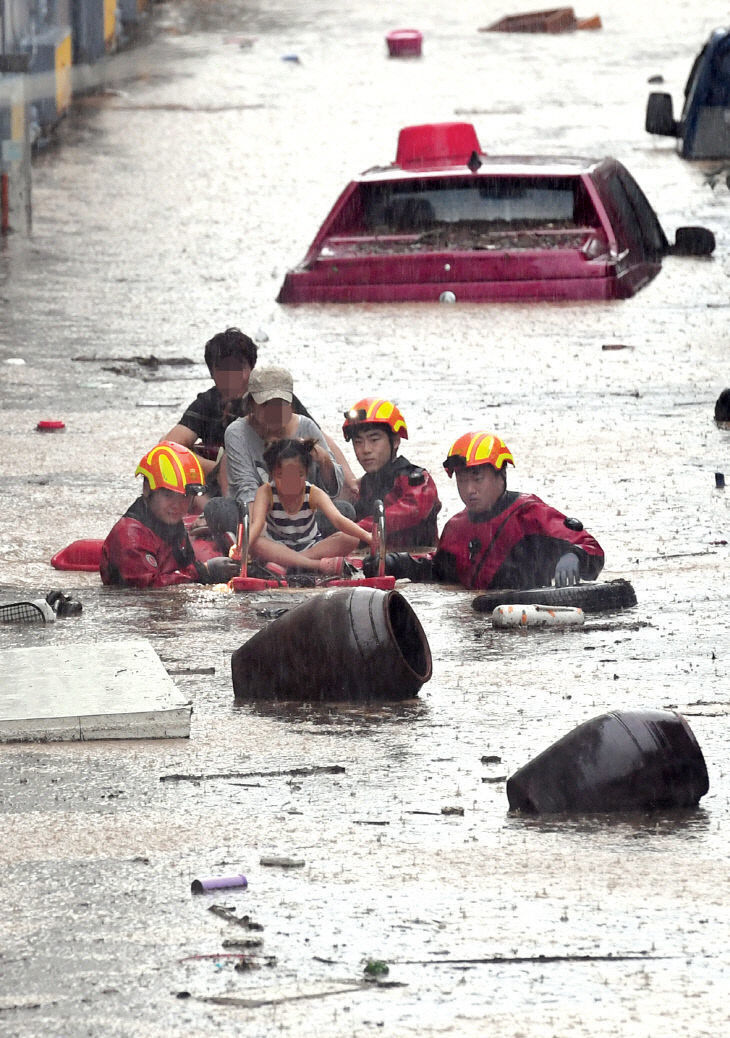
[266,482,321,551]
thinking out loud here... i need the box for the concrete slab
[0,640,192,742]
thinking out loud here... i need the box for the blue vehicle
[646,28,730,159]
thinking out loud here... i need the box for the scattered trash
[188,982,375,1008]
[715,472,725,489]
[191,874,248,894]
[179,952,254,962]
[160,764,345,783]
[208,905,263,929]
[72,353,195,366]
[234,955,277,971]
[394,952,674,966]
[439,290,457,303]
[364,959,390,977]
[492,604,585,628]
[601,343,634,351]
[231,587,432,703]
[0,598,55,624]
[45,590,83,617]
[281,54,301,63]
[4,357,26,365]
[36,420,65,432]
[481,754,502,764]
[259,855,305,868]
[386,29,423,58]
[254,327,269,342]
[506,709,709,813]
[441,805,464,816]
[165,666,216,676]
[222,937,264,949]
[648,74,664,84]
[255,606,290,620]
[480,7,601,33]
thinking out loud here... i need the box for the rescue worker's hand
[201,557,240,584]
[363,552,413,580]
[554,552,580,587]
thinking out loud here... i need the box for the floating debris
[259,856,305,869]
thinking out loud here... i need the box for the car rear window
[360,176,590,232]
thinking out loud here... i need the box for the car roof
[357,155,611,182]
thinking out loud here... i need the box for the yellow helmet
[443,432,514,477]
[342,397,408,441]
[135,441,205,495]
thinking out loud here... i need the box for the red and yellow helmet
[342,397,408,441]
[443,432,514,477]
[135,441,205,495]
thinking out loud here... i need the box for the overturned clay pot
[231,586,432,703]
[507,709,709,814]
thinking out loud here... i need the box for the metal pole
[1,171,9,232]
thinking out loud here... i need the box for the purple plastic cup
[191,874,248,894]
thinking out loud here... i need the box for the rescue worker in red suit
[342,397,441,550]
[365,432,604,590]
[100,442,240,588]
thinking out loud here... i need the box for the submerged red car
[277,122,714,304]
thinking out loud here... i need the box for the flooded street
[1,1,729,1034]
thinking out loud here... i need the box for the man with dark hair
[163,328,260,476]
[341,396,441,549]
[162,327,355,502]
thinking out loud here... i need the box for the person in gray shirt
[203,366,349,540]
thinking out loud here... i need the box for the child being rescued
[100,442,240,588]
[341,397,441,549]
[364,431,604,590]
[248,438,372,577]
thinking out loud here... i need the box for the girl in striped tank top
[249,439,372,576]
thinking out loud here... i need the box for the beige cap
[248,365,294,404]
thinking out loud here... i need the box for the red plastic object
[326,576,396,590]
[37,420,66,432]
[396,122,481,170]
[51,539,104,571]
[386,28,422,57]
[230,576,283,592]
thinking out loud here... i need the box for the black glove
[554,552,580,587]
[363,552,418,580]
[199,557,240,584]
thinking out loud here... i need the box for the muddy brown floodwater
[1,1,729,1035]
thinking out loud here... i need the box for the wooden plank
[0,640,192,742]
